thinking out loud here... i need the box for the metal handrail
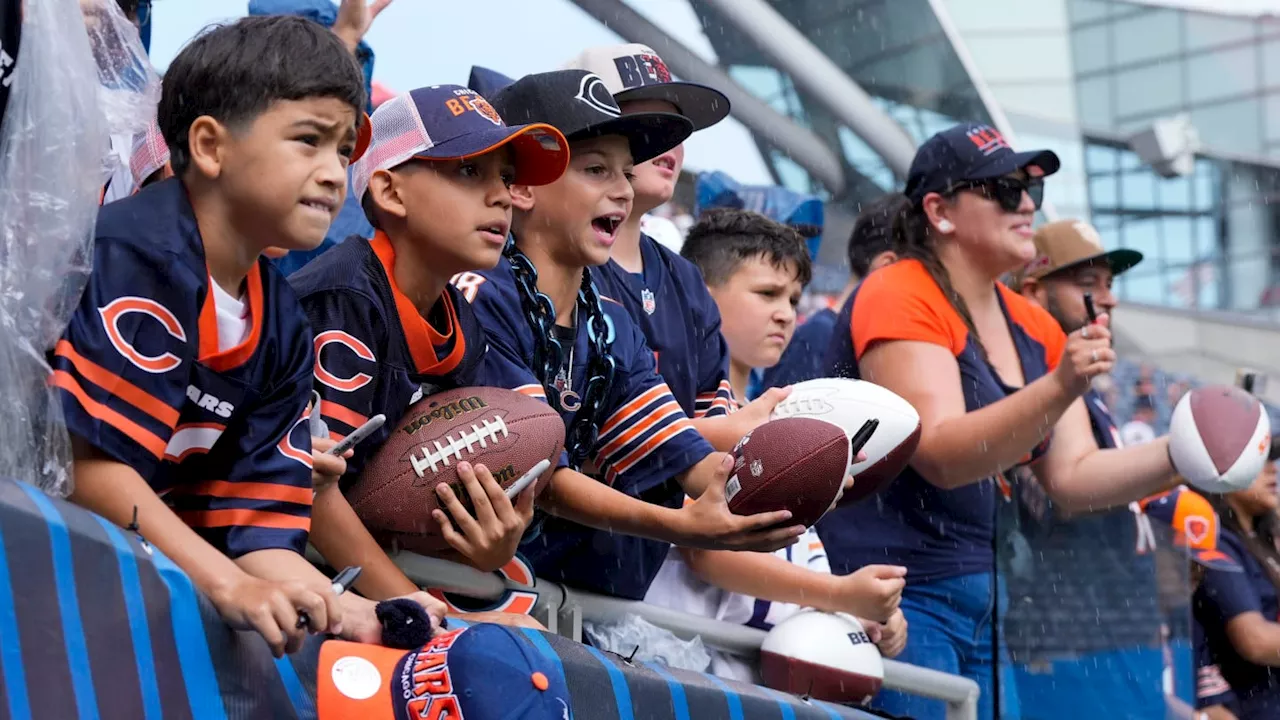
[389,551,980,720]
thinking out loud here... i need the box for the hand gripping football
[348,387,564,553]
[771,378,921,504]
[726,416,850,528]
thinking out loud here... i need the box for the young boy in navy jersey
[51,17,431,657]
[452,70,804,600]
[290,84,571,600]
[648,208,908,680]
[764,193,902,390]
[561,45,792,447]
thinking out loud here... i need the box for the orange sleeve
[1000,285,1068,371]
[851,260,967,360]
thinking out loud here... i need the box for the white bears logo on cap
[574,73,621,118]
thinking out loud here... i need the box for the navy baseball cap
[491,69,693,165]
[318,624,572,719]
[1140,486,1242,573]
[468,66,516,98]
[904,123,1061,204]
[561,44,730,131]
[350,84,570,201]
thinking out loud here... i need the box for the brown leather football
[348,386,563,553]
[726,417,850,528]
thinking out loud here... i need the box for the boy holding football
[289,84,571,600]
[51,17,435,657]
[562,44,796,449]
[451,69,804,600]
[644,208,908,679]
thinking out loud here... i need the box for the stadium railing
[390,550,982,720]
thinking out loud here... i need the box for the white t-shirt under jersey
[212,281,250,351]
[643,524,830,682]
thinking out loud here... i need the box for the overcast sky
[149,0,777,183]
[150,0,1280,187]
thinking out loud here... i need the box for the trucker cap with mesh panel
[350,84,570,202]
[130,117,171,193]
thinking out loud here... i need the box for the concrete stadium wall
[1113,303,1280,405]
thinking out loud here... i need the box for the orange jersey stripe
[54,340,180,428]
[612,419,694,475]
[178,480,313,507]
[178,508,311,532]
[320,400,368,429]
[599,385,668,437]
[598,401,684,459]
[50,370,167,459]
[515,384,547,398]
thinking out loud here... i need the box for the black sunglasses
[945,176,1044,213]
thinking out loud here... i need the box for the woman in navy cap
[818,122,1183,719]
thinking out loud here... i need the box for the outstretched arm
[1035,399,1177,513]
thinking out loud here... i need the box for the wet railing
[386,550,982,720]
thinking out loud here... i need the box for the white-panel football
[771,378,921,504]
[1169,385,1271,494]
[759,611,883,704]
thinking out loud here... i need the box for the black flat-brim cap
[491,69,693,165]
[613,81,730,132]
[561,44,731,131]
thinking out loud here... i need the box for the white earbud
[937,220,954,233]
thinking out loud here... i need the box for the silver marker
[327,414,386,456]
[506,459,551,500]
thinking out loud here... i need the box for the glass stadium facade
[682,0,1280,316]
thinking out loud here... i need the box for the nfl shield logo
[641,288,656,315]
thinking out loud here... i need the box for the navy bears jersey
[288,233,487,490]
[591,234,734,418]
[51,179,316,558]
[453,257,714,599]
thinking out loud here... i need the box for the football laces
[409,416,511,477]
[774,396,832,416]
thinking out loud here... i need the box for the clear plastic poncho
[0,0,159,497]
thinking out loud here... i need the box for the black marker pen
[297,566,363,629]
[1083,292,1097,324]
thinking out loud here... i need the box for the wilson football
[726,417,850,528]
[771,378,921,504]
[348,386,564,553]
[1170,385,1271,494]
